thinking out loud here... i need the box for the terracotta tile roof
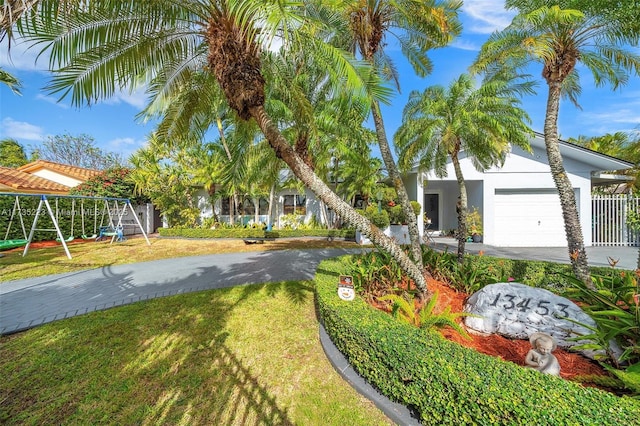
[17,160,101,181]
[0,166,71,194]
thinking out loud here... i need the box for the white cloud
[1,117,45,141]
[107,137,138,150]
[579,94,640,135]
[0,38,49,72]
[462,1,515,34]
[102,87,149,110]
[451,38,481,52]
[585,108,640,125]
[105,136,147,159]
[35,94,70,109]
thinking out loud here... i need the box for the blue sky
[1,1,639,163]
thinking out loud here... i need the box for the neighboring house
[16,160,101,190]
[0,161,159,235]
[403,133,633,248]
[0,160,101,194]
[0,166,72,194]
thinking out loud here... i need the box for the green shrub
[562,272,640,368]
[419,246,629,293]
[359,205,390,229]
[316,256,640,424]
[157,227,354,239]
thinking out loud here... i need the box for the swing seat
[55,235,75,243]
[82,234,97,240]
[96,226,125,242]
[0,239,29,251]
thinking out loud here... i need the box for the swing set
[0,193,151,259]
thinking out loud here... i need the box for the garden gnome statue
[525,332,561,376]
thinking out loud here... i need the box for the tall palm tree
[17,0,430,292]
[472,3,640,287]
[335,0,462,268]
[395,73,532,263]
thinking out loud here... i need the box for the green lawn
[0,281,391,425]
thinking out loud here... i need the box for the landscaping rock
[463,282,602,359]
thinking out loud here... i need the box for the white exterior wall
[193,187,330,228]
[481,145,593,246]
[30,170,83,187]
[195,189,214,223]
[422,143,595,247]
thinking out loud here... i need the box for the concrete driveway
[432,237,638,270]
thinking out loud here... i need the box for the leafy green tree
[69,167,147,202]
[472,1,640,287]
[129,136,201,227]
[335,0,463,270]
[570,130,640,195]
[0,138,28,167]
[16,0,431,292]
[395,73,532,262]
[32,133,123,170]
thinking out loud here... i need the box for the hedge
[0,196,82,242]
[459,252,629,291]
[315,256,640,425]
[157,227,355,240]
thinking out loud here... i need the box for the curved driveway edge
[319,324,421,425]
[0,247,365,335]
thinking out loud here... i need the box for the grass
[0,235,361,283]
[0,280,392,425]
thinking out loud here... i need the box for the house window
[239,197,270,215]
[259,198,269,215]
[220,197,241,215]
[283,194,306,215]
[242,197,254,215]
[221,197,269,215]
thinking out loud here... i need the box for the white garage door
[494,189,568,247]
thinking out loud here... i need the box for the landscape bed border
[314,256,640,425]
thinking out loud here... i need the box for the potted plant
[467,206,483,243]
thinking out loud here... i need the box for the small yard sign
[338,275,355,301]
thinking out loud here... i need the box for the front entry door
[424,193,439,229]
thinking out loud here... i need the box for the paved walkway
[432,237,638,270]
[0,247,364,335]
[2,240,637,335]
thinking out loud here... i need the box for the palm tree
[395,73,532,263]
[17,0,430,292]
[336,145,384,208]
[336,0,462,268]
[472,3,640,287]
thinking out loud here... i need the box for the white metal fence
[592,194,640,246]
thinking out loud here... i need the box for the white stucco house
[192,133,633,247]
[404,133,633,247]
[195,186,334,229]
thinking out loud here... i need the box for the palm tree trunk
[371,102,423,269]
[267,183,275,229]
[253,197,259,223]
[250,104,429,294]
[451,154,468,263]
[544,82,594,289]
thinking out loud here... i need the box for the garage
[493,189,569,247]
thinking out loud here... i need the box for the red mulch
[374,276,608,382]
